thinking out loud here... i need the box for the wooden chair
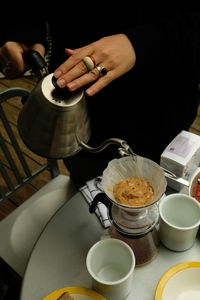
[0,88,76,298]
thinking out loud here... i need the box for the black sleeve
[123,7,200,84]
[0,10,48,49]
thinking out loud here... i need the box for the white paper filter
[101,156,167,207]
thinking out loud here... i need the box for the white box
[160,130,200,181]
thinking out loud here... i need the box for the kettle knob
[51,75,58,88]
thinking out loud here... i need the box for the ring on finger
[83,55,96,71]
[96,66,107,77]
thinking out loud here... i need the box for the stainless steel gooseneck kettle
[18,51,131,158]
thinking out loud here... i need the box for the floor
[0,75,69,221]
[0,75,200,222]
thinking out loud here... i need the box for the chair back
[0,87,59,204]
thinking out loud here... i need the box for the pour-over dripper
[101,155,167,211]
[101,155,167,236]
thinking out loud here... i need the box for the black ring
[96,66,108,77]
[100,67,107,76]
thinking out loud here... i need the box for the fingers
[55,54,111,96]
[65,48,76,56]
[53,34,136,95]
[0,42,32,78]
[56,60,89,88]
[0,41,47,79]
[66,67,103,92]
[86,71,113,96]
[54,45,109,93]
[0,42,25,78]
[56,56,111,96]
[54,46,90,77]
[13,44,27,73]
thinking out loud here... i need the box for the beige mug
[86,238,135,300]
[159,193,200,251]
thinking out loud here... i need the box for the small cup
[86,238,135,300]
[159,193,200,251]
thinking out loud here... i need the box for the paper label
[166,135,195,159]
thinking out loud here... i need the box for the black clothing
[1,4,200,187]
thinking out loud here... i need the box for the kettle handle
[22,50,48,77]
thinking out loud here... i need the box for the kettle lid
[41,73,84,108]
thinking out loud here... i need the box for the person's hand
[0,41,45,78]
[54,34,136,96]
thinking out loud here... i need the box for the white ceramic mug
[86,238,135,300]
[159,193,200,251]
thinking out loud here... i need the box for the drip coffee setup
[14,51,200,269]
[89,156,167,266]
[4,51,200,300]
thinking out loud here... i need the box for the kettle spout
[78,137,133,155]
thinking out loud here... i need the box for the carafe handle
[89,193,110,213]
